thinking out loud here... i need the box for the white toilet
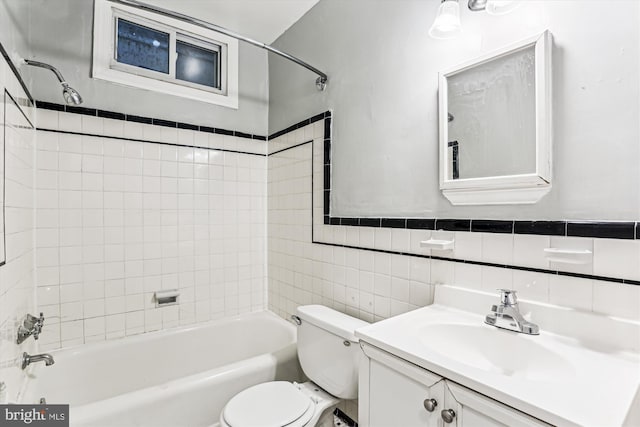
[220,305,369,427]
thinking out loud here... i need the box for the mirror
[439,31,552,205]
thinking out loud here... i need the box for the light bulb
[485,0,520,15]
[429,0,462,40]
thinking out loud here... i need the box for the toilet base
[296,381,341,426]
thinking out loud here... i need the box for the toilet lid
[223,382,313,427]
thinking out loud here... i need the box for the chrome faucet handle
[497,289,518,306]
[32,313,45,340]
[486,290,539,335]
[23,313,39,329]
[16,313,45,344]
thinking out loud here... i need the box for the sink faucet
[485,289,539,335]
[21,352,55,370]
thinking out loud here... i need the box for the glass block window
[176,39,220,89]
[116,19,169,74]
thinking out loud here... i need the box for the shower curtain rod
[109,0,328,91]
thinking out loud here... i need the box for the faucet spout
[22,352,55,370]
[484,290,539,335]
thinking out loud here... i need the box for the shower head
[24,59,83,105]
[62,83,83,105]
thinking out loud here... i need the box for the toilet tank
[295,305,369,399]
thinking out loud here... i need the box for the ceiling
[146,0,320,44]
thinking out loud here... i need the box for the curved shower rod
[109,0,328,91]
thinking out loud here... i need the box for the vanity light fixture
[430,0,521,39]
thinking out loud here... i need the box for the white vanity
[355,286,640,427]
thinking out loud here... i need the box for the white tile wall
[0,58,37,402]
[267,123,435,325]
[267,119,640,326]
[35,110,268,350]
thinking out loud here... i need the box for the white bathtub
[21,311,301,427]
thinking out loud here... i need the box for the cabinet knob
[423,398,437,412]
[441,409,456,423]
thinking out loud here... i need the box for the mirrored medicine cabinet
[438,30,552,205]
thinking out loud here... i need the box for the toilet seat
[222,381,315,427]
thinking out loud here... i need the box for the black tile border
[567,221,636,240]
[177,122,198,131]
[152,118,177,128]
[312,240,640,286]
[36,100,268,141]
[66,105,96,116]
[407,218,436,230]
[36,128,265,157]
[268,140,315,157]
[35,101,63,112]
[326,217,640,240]
[268,111,329,140]
[514,221,565,236]
[471,220,513,234]
[98,110,126,121]
[436,219,471,232]
[268,112,640,287]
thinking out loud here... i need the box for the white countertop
[355,286,640,427]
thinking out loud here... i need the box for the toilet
[220,305,369,427]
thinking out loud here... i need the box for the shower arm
[109,0,329,91]
[24,59,84,105]
[24,60,67,84]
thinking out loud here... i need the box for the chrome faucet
[21,352,55,370]
[16,313,45,344]
[485,289,539,335]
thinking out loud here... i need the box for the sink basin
[419,323,575,381]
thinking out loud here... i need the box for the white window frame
[93,0,238,109]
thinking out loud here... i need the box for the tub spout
[22,352,55,370]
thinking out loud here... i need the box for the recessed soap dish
[420,239,455,251]
[155,289,180,307]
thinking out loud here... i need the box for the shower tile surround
[34,105,268,350]
[267,114,640,326]
[0,46,37,401]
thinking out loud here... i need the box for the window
[116,19,170,74]
[176,37,221,89]
[93,0,238,108]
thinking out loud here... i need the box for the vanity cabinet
[368,357,445,426]
[360,343,550,427]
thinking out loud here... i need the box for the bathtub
[20,311,301,427]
